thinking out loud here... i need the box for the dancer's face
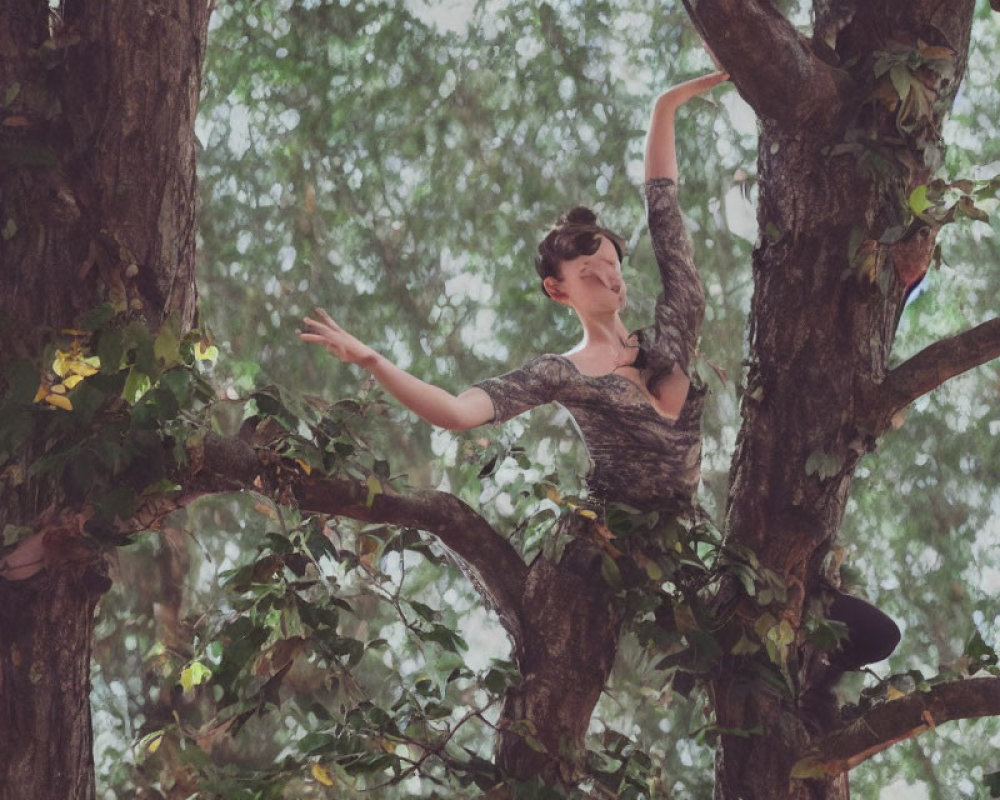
[543,235,627,314]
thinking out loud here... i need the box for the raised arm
[640,71,727,414]
[645,71,728,183]
[300,309,494,431]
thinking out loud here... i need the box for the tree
[3,1,999,799]
[0,1,210,797]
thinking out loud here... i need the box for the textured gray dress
[475,178,706,514]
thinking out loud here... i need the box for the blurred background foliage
[90,0,999,797]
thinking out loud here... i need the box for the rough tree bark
[683,1,996,798]
[0,1,209,797]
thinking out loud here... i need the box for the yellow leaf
[545,487,562,504]
[68,357,99,377]
[195,341,219,361]
[147,733,163,754]
[886,685,907,701]
[365,474,382,508]
[33,383,48,403]
[311,763,335,786]
[53,349,100,379]
[44,393,73,411]
[790,756,832,780]
[576,508,597,519]
[294,459,312,475]
[180,661,212,692]
[63,374,84,389]
[52,350,71,377]
[49,383,67,394]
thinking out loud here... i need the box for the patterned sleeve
[473,354,573,424]
[641,177,706,382]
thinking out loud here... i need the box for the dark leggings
[828,592,901,671]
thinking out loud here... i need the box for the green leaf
[889,64,911,101]
[154,324,182,370]
[985,770,1000,798]
[2,358,39,404]
[123,368,151,404]
[94,486,137,525]
[908,185,933,216]
[805,449,843,479]
[600,554,622,588]
[81,303,116,331]
[731,633,761,656]
[3,82,21,107]
[964,630,998,671]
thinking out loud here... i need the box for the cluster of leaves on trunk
[1,307,216,548]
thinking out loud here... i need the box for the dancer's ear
[543,276,569,304]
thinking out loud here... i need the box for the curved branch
[198,433,527,640]
[294,473,527,637]
[800,677,1000,775]
[864,317,1000,435]
[681,0,843,127]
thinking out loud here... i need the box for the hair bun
[558,205,597,226]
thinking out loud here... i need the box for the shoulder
[519,353,578,383]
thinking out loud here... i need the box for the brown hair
[535,206,626,297]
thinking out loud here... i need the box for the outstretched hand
[300,308,379,369]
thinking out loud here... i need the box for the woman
[300,71,899,675]
[301,71,727,515]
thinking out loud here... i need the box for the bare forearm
[367,354,493,431]
[300,309,493,431]
[645,72,728,183]
[645,97,679,182]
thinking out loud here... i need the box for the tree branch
[199,433,527,642]
[681,0,843,127]
[294,473,527,638]
[864,317,1000,435]
[799,677,1000,776]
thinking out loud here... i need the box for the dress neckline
[550,353,687,423]
[553,353,651,398]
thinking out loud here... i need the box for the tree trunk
[707,2,977,797]
[0,562,110,800]
[0,1,209,796]
[496,543,621,787]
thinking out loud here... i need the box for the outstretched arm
[300,309,494,431]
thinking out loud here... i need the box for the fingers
[691,71,729,89]
[316,308,340,329]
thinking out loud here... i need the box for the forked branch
[680,0,843,127]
